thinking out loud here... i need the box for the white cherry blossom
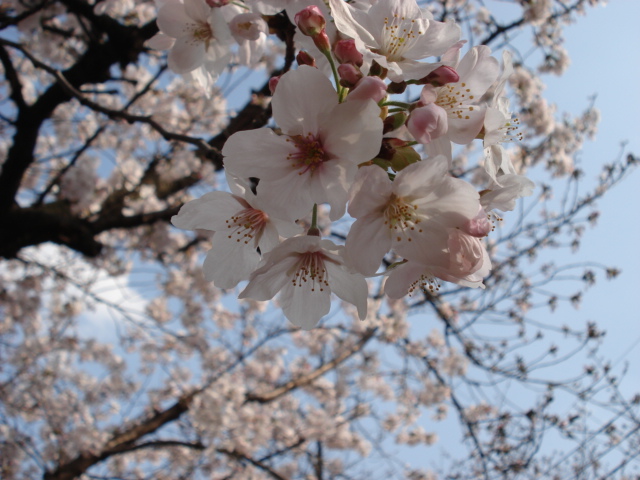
[239,235,368,329]
[345,156,480,276]
[222,65,383,222]
[329,0,461,82]
[149,0,233,74]
[171,185,300,289]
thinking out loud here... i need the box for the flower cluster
[170,0,534,329]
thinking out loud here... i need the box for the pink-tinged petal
[345,214,390,276]
[168,37,205,73]
[272,66,337,135]
[157,1,192,38]
[171,191,244,231]
[203,239,260,289]
[324,262,368,320]
[146,32,175,50]
[407,103,448,145]
[329,0,377,47]
[222,128,295,180]
[321,99,383,164]
[348,165,392,217]
[280,279,331,330]
[347,76,387,103]
[239,254,299,301]
[184,0,210,22]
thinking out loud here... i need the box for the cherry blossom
[239,235,368,329]
[385,228,491,298]
[345,156,480,276]
[222,65,383,222]
[148,0,233,75]
[329,0,461,82]
[171,185,300,289]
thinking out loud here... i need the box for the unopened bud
[296,50,316,67]
[294,5,326,37]
[417,65,460,86]
[312,29,331,54]
[338,63,363,88]
[206,0,230,6]
[463,207,492,237]
[407,103,448,144]
[269,75,281,95]
[333,39,363,66]
[347,76,387,103]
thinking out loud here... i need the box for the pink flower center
[225,208,268,245]
[383,194,423,242]
[286,133,329,175]
[290,251,329,292]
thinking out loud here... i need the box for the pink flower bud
[296,50,316,67]
[334,39,363,66]
[206,0,230,6]
[462,207,492,237]
[338,63,363,87]
[294,5,326,37]
[407,103,448,144]
[347,76,387,103]
[269,75,281,95]
[312,29,331,53]
[417,65,460,86]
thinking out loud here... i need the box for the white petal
[321,99,383,164]
[280,279,331,330]
[171,191,243,231]
[146,32,175,50]
[329,0,377,47]
[184,0,210,22]
[325,262,368,320]
[168,37,205,73]
[157,0,192,38]
[203,240,260,289]
[239,255,298,301]
[272,66,338,135]
[345,214,390,276]
[348,166,393,218]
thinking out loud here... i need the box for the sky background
[386,0,640,473]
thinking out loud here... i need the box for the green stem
[380,100,412,109]
[323,50,346,102]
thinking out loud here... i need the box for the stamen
[383,194,423,241]
[290,252,329,292]
[225,208,268,244]
[286,133,329,175]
